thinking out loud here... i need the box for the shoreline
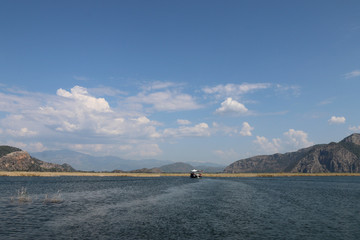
[1,171,360,177]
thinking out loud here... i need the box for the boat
[190,169,202,178]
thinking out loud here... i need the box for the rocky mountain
[0,146,75,172]
[224,133,360,173]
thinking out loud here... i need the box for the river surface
[0,176,359,239]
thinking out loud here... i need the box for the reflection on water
[0,176,359,239]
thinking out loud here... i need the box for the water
[0,176,359,240]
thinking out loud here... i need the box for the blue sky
[1,0,360,164]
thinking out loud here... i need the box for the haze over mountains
[30,150,225,172]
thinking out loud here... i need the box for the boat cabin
[190,169,202,178]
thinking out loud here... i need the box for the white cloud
[203,83,270,98]
[57,86,112,113]
[328,116,346,124]
[215,98,248,114]
[88,86,127,96]
[141,81,180,91]
[0,91,43,113]
[239,122,254,136]
[254,129,313,154]
[163,123,210,138]
[128,90,201,111]
[349,125,360,132]
[0,86,163,148]
[177,119,191,125]
[344,70,360,79]
[55,121,80,132]
[254,136,281,154]
[211,122,238,136]
[7,127,37,137]
[283,129,313,149]
[134,116,151,125]
[275,84,301,97]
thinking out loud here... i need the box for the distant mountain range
[225,133,360,173]
[6,133,359,174]
[31,149,225,172]
[122,162,224,173]
[2,146,224,173]
[30,149,171,171]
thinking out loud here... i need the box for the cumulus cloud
[57,86,112,113]
[344,70,360,79]
[283,129,313,149]
[215,98,248,115]
[254,136,281,154]
[239,122,254,136]
[254,129,313,154]
[0,85,166,158]
[328,116,346,124]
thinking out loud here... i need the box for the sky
[1,0,360,165]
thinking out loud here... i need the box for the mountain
[224,133,360,173]
[186,161,225,173]
[31,150,173,171]
[159,162,195,173]
[113,162,224,173]
[0,146,75,172]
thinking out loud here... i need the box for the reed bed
[202,172,360,177]
[0,171,161,177]
[1,171,360,177]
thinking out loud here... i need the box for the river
[0,176,359,239]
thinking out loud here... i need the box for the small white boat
[190,169,202,178]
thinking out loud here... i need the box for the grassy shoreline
[1,171,360,177]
